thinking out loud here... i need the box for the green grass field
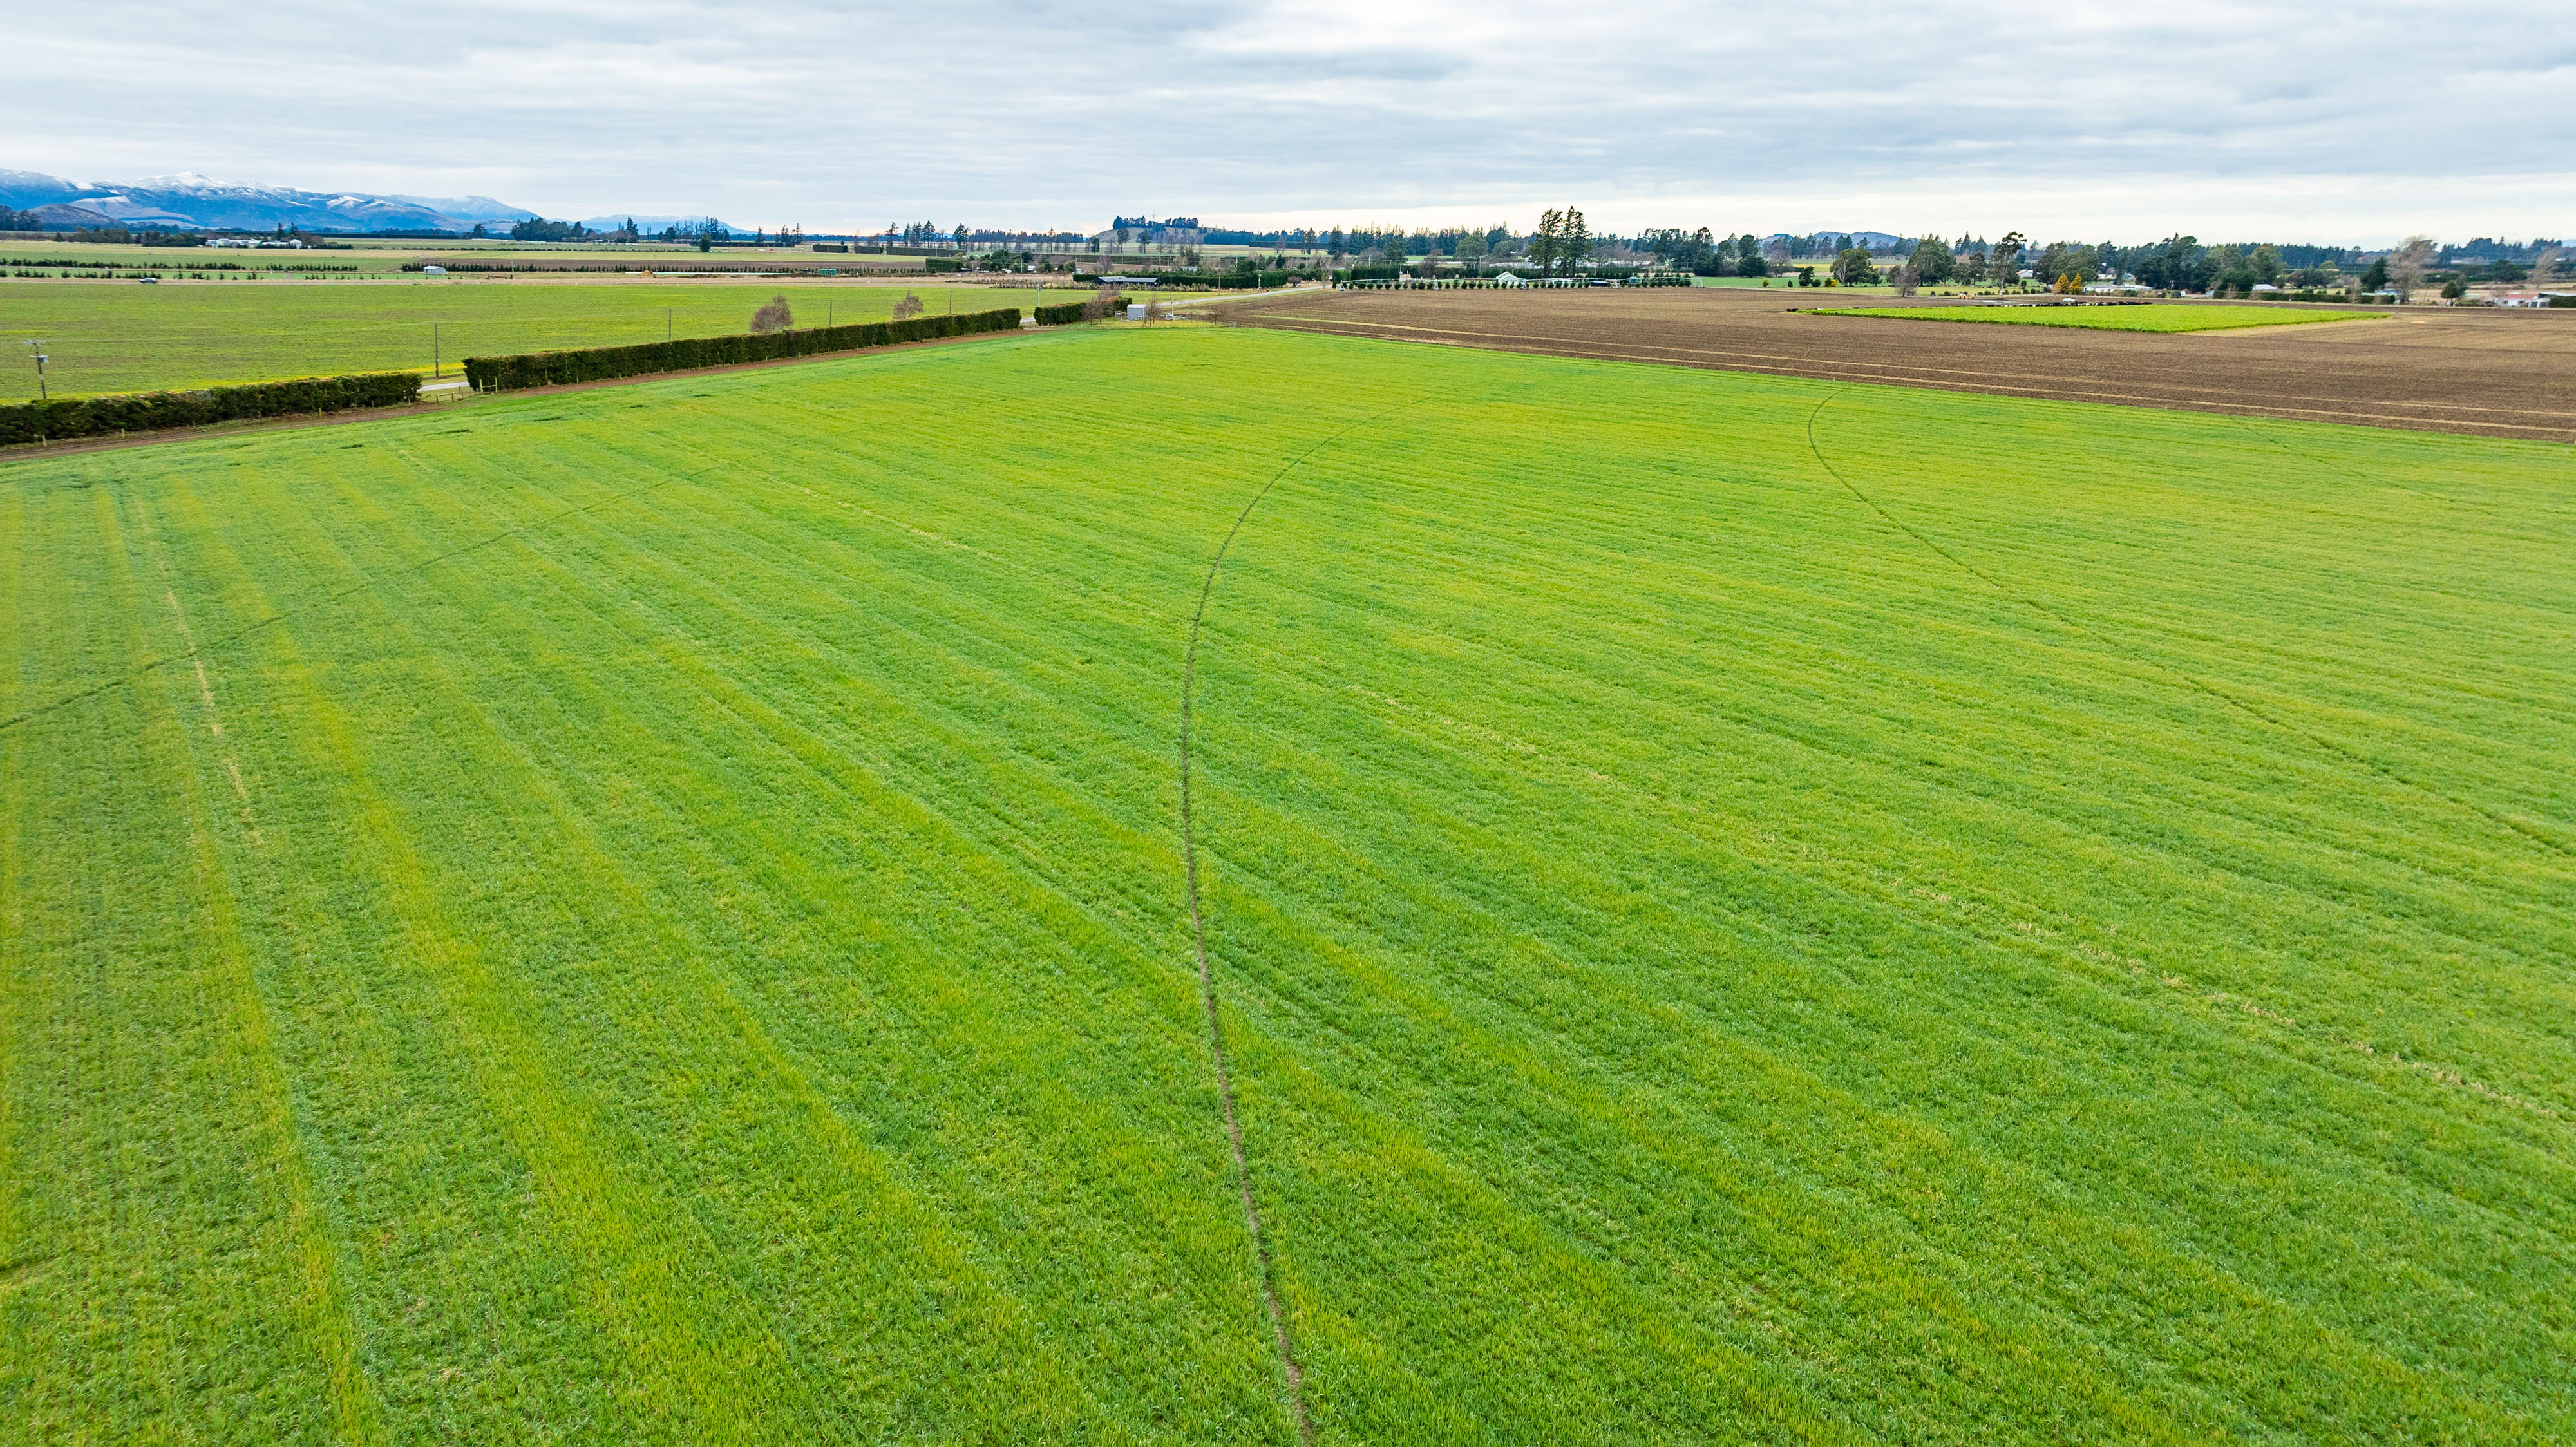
[0,241,413,275]
[0,282,1095,399]
[1821,301,2382,332]
[6,326,2572,1442]
[0,241,762,275]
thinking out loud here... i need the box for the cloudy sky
[12,1,2572,243]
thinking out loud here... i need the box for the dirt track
[1227,287,2576,441]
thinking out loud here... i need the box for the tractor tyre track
[1802,396,2575,862]
[1179,395,1433,1444]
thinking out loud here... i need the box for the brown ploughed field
[1229,286,2576,440]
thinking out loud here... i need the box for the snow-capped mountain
[0,169,536,232]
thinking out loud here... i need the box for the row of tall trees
[1315,225,1517,264]
[1641,229,1779,276]
[1529,208,1593,277]
[876,221,969,249]
[1873,233,2548,296]
[508,218,592,243]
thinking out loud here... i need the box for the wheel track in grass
[1801,393,2576,864]
[1179,394,1434,1444]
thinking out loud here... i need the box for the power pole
[26,339,47,401]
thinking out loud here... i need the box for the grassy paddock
[0,282,1087,398]
[1820,301,2384,332]
[0,240,412,274]
[5,326,2571,1442]
[0,241,793,273]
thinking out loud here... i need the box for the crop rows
[1820,301,2378,332]
[5,326,2571,1442]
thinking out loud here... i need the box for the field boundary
[0,327,1042,464]
[1179,395,1434,1443]
[464,307,1024,390]
[0,372,422,448]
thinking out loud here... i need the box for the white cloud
[6,0,2570,243]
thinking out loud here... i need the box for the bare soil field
[1229,287,2576,440]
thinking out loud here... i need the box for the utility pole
[26,339,47,401]
[433,323,440,379]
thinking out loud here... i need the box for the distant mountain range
[0,170,538,233]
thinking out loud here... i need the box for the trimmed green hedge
[1158,270,1304,289]
[462,308,1023,392]
[1032,295,1125,325]
[0,371,421,447]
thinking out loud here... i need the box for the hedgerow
[0,371,421,446]
[1033,295,1126,325]
[461,308,1024,391]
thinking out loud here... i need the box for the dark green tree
[1532,209,1564,276]
[1561,208,1591,274]
[2131,236,2211,291]
[1992,231,2027,288]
